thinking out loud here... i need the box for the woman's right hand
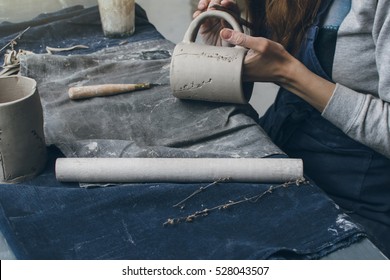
[193,0,240,46]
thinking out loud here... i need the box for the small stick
[0,26,31,53]
[173,177,231,208]
[164,178,308,226]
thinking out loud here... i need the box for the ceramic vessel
[97,0,135,38]
[0,76,47,183]
[170,10,253,104]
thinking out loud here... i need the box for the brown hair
[245,0,322,54]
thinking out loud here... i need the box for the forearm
[322,84,390,158]
[220,28,336,112]
[278,58,336,112]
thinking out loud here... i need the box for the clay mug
[170,10,253,104]
[0,76,47,183]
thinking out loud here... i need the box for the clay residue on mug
[174,51,238,63]
[179,78,213,92]
[200,52,238,63]
[31,130,46,151]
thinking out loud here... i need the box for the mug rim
[0,75,37,107]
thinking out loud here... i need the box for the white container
[97,0,135,38]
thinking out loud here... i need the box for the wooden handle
[68,83,151,100]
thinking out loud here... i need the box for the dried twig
[172,177,231,208]
[1,27,32,77]
[164,178,308,226]
[0,26,30,54]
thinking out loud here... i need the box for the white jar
[97,0,136,37]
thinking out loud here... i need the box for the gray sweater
[322,0,390,158]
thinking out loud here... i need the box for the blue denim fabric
[259,0,390,257]
[315,0,351,78]
[0,5,366,260]
[321,0,351,28]
[0,148,365,260]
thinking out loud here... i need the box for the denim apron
[259,0,390,256]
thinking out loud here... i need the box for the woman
[194,0,390,257]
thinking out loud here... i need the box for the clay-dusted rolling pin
[68,83,153,100]
[56,158,304,183]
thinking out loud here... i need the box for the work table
[0,4,386,260]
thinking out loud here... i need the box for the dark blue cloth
[259,0,390,257]
[0,5,366,260]
[0,5,163,58]
[0,148,364,260]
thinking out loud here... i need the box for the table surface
[0,223,386,260]
[0,5,387,261]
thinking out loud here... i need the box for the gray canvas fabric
[20,38,284,159]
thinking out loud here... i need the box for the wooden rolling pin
[68,83,154,100]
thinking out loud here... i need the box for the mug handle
[182,10,244,45]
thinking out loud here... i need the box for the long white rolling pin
[55,158,303,183]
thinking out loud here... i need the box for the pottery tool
[68,83,159,100]
[55,158,303,184]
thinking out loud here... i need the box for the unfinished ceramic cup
[170,10,253,104]
[0,76,47,183]
[98,0,135,38]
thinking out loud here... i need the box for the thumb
[220,28,248,47]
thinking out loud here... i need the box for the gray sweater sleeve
[322,0,390,158]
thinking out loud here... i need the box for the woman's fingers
[220,28,271,51]
[219,28,291,83]
[220,28,249,47]
[196,0,222,10]
[197,0,209,10]
[193,2,241,46]
[208,0,223,8]
[197,0,235,12]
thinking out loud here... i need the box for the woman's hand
[193,0,240,46]
[220,28,291,84]
[220,28,336,112]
